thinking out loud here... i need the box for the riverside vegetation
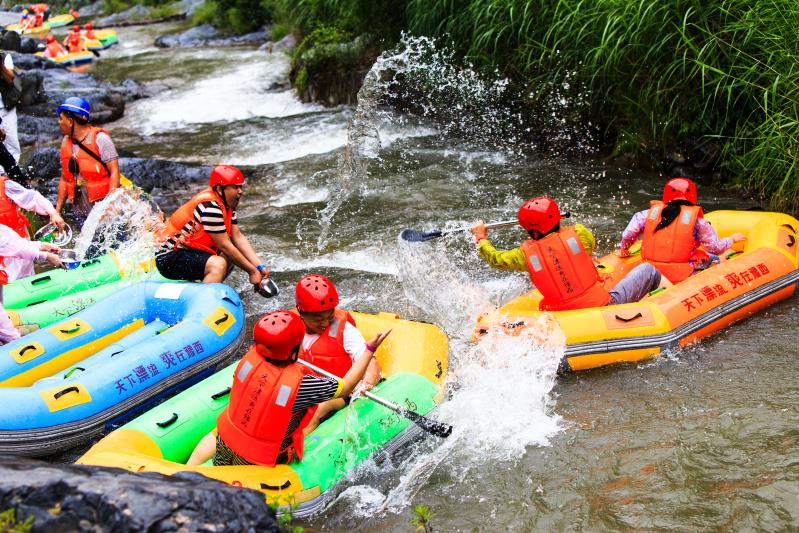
[89,0,799,210]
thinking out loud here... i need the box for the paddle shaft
[296,358,452,438]
[441,219,517,237]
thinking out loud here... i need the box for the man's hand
[46,252,65,269]
[49,211,65,230]
[39,242,61,253]
[248,268,264,286]
[471,220,487,244]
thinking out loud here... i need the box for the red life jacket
[68,32,81,53]
[59,127,113,203]
[158,188,232,255]
[216,346,311,466]
[641,200,708,283]
[85,29,96,39]
[298,308,357,377]
[45,41,66,58]
[520,226,611,311]
[0,177,30,238]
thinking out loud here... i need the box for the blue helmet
[56,97,90,120]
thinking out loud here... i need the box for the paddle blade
[400,228,443,242]
[402,408,453,438]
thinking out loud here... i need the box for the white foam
[267,247,398,275]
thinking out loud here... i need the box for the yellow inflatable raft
[78,311,449,516]
[474,210,799,372]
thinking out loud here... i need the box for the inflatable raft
[0,281,244,456]
[5,13,74,34]
[474,210,799,372]
[34,50,94,67]
[84,30,118,50]
[78,311,449,516]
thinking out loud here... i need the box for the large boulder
[0,457,287,532]
[155,24,268,48]
[1,29,21,52]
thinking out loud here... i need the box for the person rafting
[294,274,382,433]
[65,25,84,53]
[54,97,121,230]
[0,172,64,281]
[43,35,67,58]
[617,177,747,283]
[185,310,390,467]
[471,196,662,310]
[83,22,96,40]
[155,165,270,288]
[18,13,31,30]
[0,223,63,344]
[31,9,43,28]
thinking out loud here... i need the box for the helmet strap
[213,184,230,210]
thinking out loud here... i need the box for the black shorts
[156,248,212,281]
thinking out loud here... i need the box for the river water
[88,24,799,532]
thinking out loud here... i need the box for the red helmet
[518,196,561,233]
[46,35,54,43]
[72,25,80,32]
[295,274,339,313]
[209,165,245,189]
[253,310,305,360]
[85,22,93,29]
[663,177,697,205]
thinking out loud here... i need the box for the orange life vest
[641,201,708,283]
[216,346,310,466]
[159,188,232,255]
[298,308,357,377]
[0,177,30,239]
[68,32,81,53]
[33,13,42,27]
[85,29,96,39]
[60,127,112,203]
[520,226,611,311]
[45,41,66,58]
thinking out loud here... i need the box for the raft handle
[788,235,796,248]
[260,481,291,491]
[19,344,37,356]
[211,387,231,400]
[59,324,81,334]
[222,295,240,307]
[615,312,643,323]
[54,386,80,400]
[63,366,85,378]
[80,258,101,268]
[30,275,51,286]
[25,299,47,307]
[156,412,179,428]
[214,313,229,326]
[501,320,528,329]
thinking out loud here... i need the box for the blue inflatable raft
[0,281,245,457]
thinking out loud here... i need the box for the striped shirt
[159,200,237,253]
[214,373,340,467]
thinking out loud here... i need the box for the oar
[297,358,453,438]
[400,219,518,242]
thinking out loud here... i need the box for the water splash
[72,188,163,276]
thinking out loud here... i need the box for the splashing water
[72,188,164,275]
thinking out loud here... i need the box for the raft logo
[680,263,770,311]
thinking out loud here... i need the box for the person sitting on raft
[294,274,382,434]
[43,35,68,59]
[54,97,121,230]
[471,196,662,310]
[0,223,64,344]
[0,172,64,281]
[64,25,84,54]
[186,310,390,466]
[617,177,747,284]
[83,22,96,40]
[155,165,270,290]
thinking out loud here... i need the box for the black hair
[64,111,89,126]
[527,222,560,240]
[654,200,693,232]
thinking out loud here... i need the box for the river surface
[87,23,799,532]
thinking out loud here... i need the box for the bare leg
[186,431,216,466]
[202,255,228,283]
[303,398,346,436]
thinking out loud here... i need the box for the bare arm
[106,159,120,190]
[209,231,263,286]
[55,177,68,213]
[229,224,265,272]
[339,330,391,397]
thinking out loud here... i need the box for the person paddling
[64,25,84,54]
[186,310,390,466]
[618,177,746,283]
[83,22,96,40]
[43,35,68,58]
[471,196,662,310]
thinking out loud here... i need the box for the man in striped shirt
[156,165,268,287]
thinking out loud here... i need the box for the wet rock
[9,51,65,70]
[155,24,269,48]
[260,34,297,54]
[1,29,21,52]
[19,36,39,54]
[77,0,104,18]
[94,4,150,26]
[0,457,287,533]
[291,34,379,106]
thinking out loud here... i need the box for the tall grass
[407,0,799,210]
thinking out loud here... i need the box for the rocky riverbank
[0,457,287,532]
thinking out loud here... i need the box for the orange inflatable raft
[474,210,799,372]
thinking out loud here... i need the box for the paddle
[400,211,572,242]
[297,358,453,438]
[88,48,100,57]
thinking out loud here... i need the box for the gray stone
[155,24,268,48]
[0,457,287,533]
